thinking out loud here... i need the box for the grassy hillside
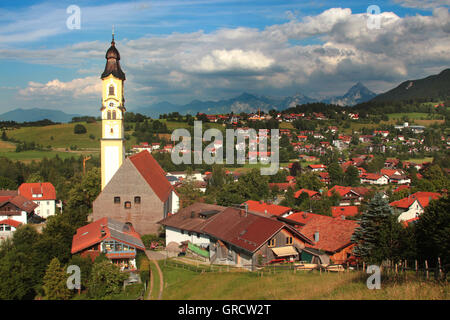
[160,261,449,300]
[7,122,102,149]
[372,68,450,102]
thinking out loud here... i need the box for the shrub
[74,124,87,134]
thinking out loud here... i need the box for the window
[286,237,293,245]
[268,238,276,248]
[109,85,115,96]
[112,110,116,120]
[107,110,112,120]
[134,196,141,204]
[4,225,11,231]
[114,197,120,204]
[124,201,131,209]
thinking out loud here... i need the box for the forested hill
[371,68,450,103]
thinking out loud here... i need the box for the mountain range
[132,82,376,117]
[0,108,81,123]
[1,68,449,121]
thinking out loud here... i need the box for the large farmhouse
[93,150,180,235]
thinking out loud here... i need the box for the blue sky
[0,0,449,116]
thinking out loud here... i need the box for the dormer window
[109,85,115,96]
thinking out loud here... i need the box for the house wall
[165,226,210,247]
[329,244,355,264]
[93,159,165,235]
[397,200,423,222]
[34,200,55,219]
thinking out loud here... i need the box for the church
[92,33,180,235]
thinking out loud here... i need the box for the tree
[74,124,87,134]
[87,260,128,299]
[42,258,72,300]
[415,197,450,273]
[216,182,246,207]
[327,162,344,186]
[177,180,204,208]
[344,165,360,187]
[67,167,101,211]
[296,172,324,191]
[26,172,45,183]
[1,130,7,141]
[0,176,17,190]
[352,193,401,264]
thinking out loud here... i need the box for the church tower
[100,31,126,190]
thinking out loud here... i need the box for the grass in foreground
[160,261,449,300]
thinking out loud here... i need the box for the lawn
[159,260,449,300]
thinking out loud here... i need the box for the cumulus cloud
[19,76,102,99]
[190,49,274,73]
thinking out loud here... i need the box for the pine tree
[351,193,397,264]
[42,258,72,300]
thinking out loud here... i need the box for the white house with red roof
[0,191,38,241]
[360,173,389,185]
[18,182,56,219]
[390,192,442,222]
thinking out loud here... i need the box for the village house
[360,173,389,185]
[0,191,37,241]
[18,182,56,219]
[71,217,145,271]
[308,164,327,172]
[390,191,442,222]
[284,211,358,265]
[159,203,314,270]
[327,186,363,206]
[93,150,180,235]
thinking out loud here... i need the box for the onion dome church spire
[101,27,126,80]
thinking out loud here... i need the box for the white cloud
[190,49,274,73]
[19,76,102,98]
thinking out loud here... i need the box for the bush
[141,234,164,249]
[74,124,87,134]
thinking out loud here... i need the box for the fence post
[438,257,442,280]
[415,260,418,277]
[425,260,429,280]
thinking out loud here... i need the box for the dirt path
[145,250,164,300]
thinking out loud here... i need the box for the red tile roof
[331,206,359,218]
[0,194,38,213]
[129,150,174,202]
[390,192,442,209]
[327,185,354,197]
[71,217,145,254]
[0,219,22,228]
[202,208,312,253]
[268,182,296,191]
[297,214,358,253]
[243,200,291,216]
[294,189,319,198]
[18,182,56,201]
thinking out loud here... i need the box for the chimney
[302,212,307,219]
[314,231,319,243]
[190,211,195,218]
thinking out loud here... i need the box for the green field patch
[8,122,102,149]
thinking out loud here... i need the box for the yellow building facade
[100,35,126,190]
